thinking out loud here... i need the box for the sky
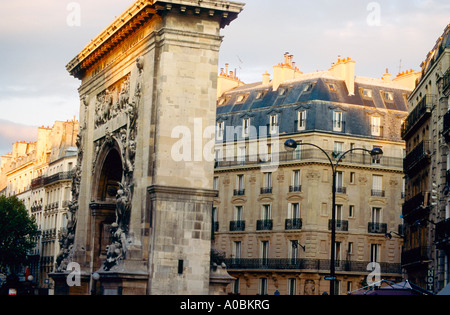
[0,0,449,157]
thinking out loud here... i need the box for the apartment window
[289,203,300,219]
[335,171,345,193]
[348,242,353,255]
[298,111,306,131]
[269,114,278,134]
[263,172,272,190]
[259,278,268,295]
[294,141,302,160]
[233,241,242,260]
[371,116,382,136]
[383,91,394,101]
[350,172,356,184]
[216,121,224,140]
[238,146,246,164]
[290,240,299,261]
[372,175,383,196]
[291,170,301,192]
[261,204,271,221]
[370,244,380,263]
[349,205,355,218]
[288,278,297,295]
[236,174,244,192]
[333,111,343,132]
[335,204,343,221]
[233,279,240,295]
[235,206,243,222]
[334,141,344,158]
[242,118,250,137]
[335,241,342,265]
[213,177,219,190]
[260,241,270,261]
[362,88,373,98]
[372,207,382,224]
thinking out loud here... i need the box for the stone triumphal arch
[51,0,244,295]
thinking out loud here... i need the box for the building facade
[0,120,79,293]
[402,24,450,293]
[50,0,244,295]
[213,54,417,295]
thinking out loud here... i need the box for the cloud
[0,119,37,158]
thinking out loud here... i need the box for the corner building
[213,54,417,295]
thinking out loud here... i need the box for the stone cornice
[66,0,244,79]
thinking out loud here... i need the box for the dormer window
[256,90,268,100]
[362,89,373,98]
[333,111,343,132]
[328,83,337,92]
[371,116,382,137]
[269,114,278,134]
[383,91,394,101]
[242,118,250,137]
[216,121,224,140]
[298,110,306,131]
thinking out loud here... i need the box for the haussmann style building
[212,53,420,295]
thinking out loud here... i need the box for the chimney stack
[328,57,356,96]
[272,52,303,90]
[262,71,271,85]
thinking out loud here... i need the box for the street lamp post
[284,139,383,295]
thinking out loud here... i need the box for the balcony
[371,190,385,197]
[289,185,302,193]
[443,110,450,143]
[403,140,431,176]
[402,192,430,222]
[328,219,348,232]
[368,222,387,234]
[260,187,273,195]
[285,218,302,230]
[233,189,245,196]
[223,258,401,274]
[214,149,403,170]
[230,221,245,232]
[401,246,430,267]
[443,69,450,96]
[336,187,347,194]
[401,94,434,140]
[257,219,273,231]
[43,171,74,186]
[436,218,450,251]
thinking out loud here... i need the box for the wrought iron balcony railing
[289,185,302,193]
[285,218,302,230]
[223,258,401,274]
[328,220,348,232]
[401,94,434,139]
[368,222,387,234]
[260,187,272,195]
[403,140,431,175]
[257,219,273,231]
[229,221,245,232]
[233,189,245,196]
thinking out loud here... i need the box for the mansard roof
[216,72,410,142]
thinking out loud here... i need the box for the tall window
[290,240,299,262]
[372,207,382,224]
[260,241,270,261]
[372,175,383,195]
[371,244,380,263]
[269,114,278,134]
[333,111,343,132]
[334,141,344,158]
[216,121,224,140]
[235,206,243,222]
[238,146,246,165]
[259,278,268,295]
[292,170,301,191]
[233,241,241,260]
[236,174,245,193]
[298,111,307,131]
[263,172,272,189]
[288,278,297,295]
[336,171,344,192]
[262,204,271,221]
[371,116,381,136]
[289,203,300,219]
[242,118,250,137]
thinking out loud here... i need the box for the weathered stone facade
[51,0,244,295]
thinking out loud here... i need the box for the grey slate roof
[216,75,410,142]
